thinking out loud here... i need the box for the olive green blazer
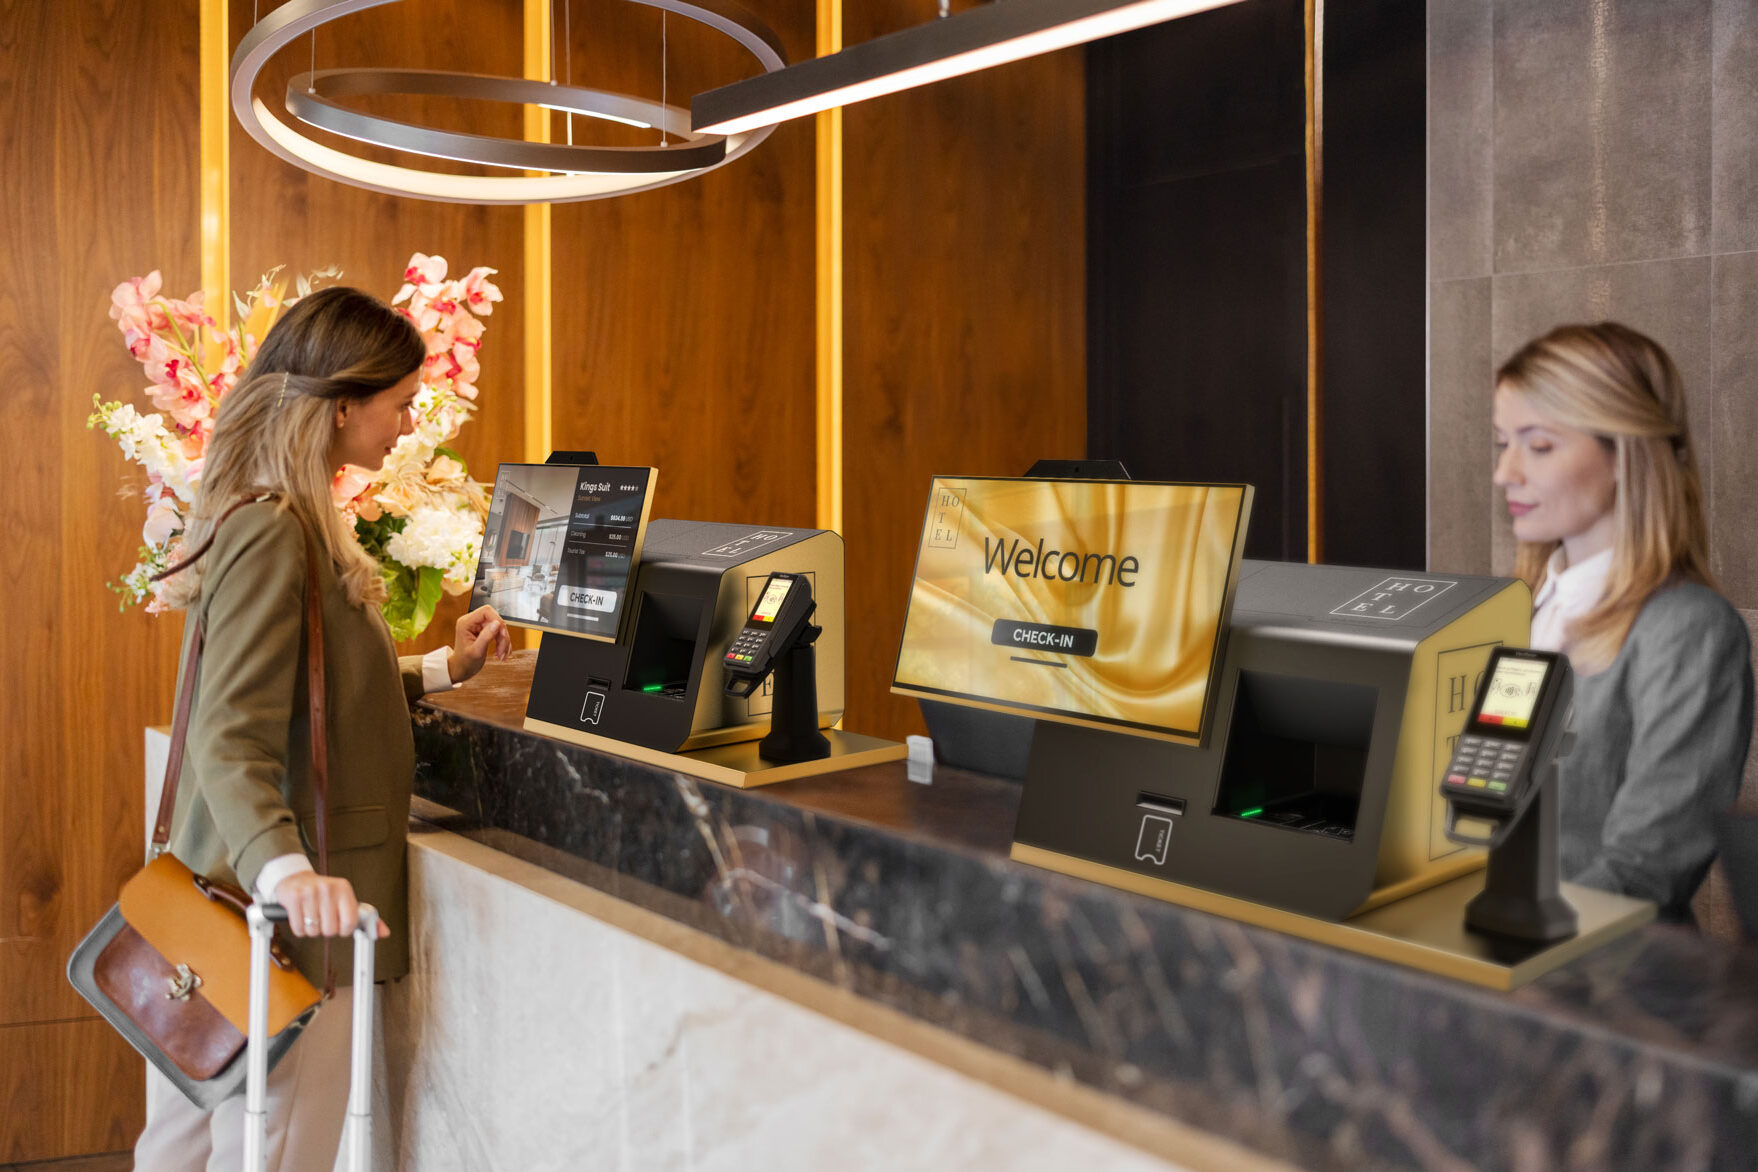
[167,499,424,984]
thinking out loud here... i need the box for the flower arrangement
[89,253,502,640]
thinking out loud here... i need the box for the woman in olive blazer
[134,287,509,1171]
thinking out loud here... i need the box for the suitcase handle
[244,903,378,1172]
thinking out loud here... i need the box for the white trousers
[133,987,355,1172]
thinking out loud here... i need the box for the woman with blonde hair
[134,286,510,1169]
[1493,321,1751,923]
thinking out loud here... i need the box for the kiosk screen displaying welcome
[892,477,1252,743]
[470,463,656,642]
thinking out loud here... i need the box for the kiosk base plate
[1010,843,1654,990]
[524,719,907,788]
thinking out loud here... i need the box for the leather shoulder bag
[67,495,334,1110]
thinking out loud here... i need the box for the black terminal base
[759,638,830,764]
[1466,783,1579,943]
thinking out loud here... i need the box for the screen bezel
[1465,648,1554,743]
[470,462,657,644]
[889,475,1253,746]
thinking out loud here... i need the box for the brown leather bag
[67,495,330,1109]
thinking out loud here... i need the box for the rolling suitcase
[244,903,379,1172]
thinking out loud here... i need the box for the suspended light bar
[692,0,1242,136]
[232,0,786,205]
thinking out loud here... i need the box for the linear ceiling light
[232,0,786,205]
[692,0,1242,136]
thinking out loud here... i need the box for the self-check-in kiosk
[893,475,1654,989]
[481,456,905,787]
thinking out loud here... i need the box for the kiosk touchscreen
[472,463,655,642]
[893,477,1253,744]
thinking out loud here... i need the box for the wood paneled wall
[6,0,1084,1156]
[842,6,1087,740]
[547,0,818,528]
[226,0,529,652]
[0,1,201,1159]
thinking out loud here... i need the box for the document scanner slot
[1214,671,1377,840]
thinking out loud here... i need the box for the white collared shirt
[1531,546,1614,653]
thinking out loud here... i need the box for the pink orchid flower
[461,267,502,314]
[402,253,448,292]
[110,272,168,335]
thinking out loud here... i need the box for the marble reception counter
[408,651,1758,1172]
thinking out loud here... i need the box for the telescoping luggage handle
[244,903,379,1172]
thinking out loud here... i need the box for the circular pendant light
[230,0,787,205]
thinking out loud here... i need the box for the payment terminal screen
[751,577,789,625]
[470,464,656,642]
[1476,656,1548,730]
[891,477,1252,744]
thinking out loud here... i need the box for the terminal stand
[758,636,831,764]
[1464,780,1578,942]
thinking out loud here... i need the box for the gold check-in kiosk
[893,476,1653,989]
[482,455,903,787]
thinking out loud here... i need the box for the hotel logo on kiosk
[893,477,1252,745]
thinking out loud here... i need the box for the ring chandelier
[230,0,787,204]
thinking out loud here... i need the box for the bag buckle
[165,964,202,1001]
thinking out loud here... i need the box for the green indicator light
[642,683,664,693]
[1239,807,1264,819]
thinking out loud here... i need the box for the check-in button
[991,619,1098,657]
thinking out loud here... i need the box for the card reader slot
[1136,792,1186,817]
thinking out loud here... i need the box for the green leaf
[378,560,445,642]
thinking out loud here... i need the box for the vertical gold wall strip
[200,0,229,328]
[523,0,553,465]
[815,0,844,534]
[1304,0,1324,563]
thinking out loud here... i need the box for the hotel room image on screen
[891,476,1252,745]
[470,463,656,642]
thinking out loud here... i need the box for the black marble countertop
[413,653,1758,1172]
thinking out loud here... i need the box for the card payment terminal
[1441,647,1573,839]
[723,573,817,698]
[1441,646,1579,941]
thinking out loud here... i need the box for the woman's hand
[448,604,511,684]
[273,872,391,939]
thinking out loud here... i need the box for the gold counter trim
[524,718,904,787]
[1012,842,1654,991]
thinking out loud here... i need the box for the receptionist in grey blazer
[1492,322,1752,923]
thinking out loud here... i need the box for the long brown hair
[1497,321,1712,671]
[158,286,424,609]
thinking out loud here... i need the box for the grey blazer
[1558,581,1754,922]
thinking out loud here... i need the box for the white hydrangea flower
[384,506,483,587]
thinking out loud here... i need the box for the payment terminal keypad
[1443,734,1523,804]
[725,629,767,666]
